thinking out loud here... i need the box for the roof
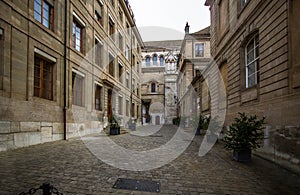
[143,40,183,52]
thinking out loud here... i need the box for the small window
[136,62,139,73]
[119,8,123,22]
[72,72,84,106]
[245,33,259,88]
[151,83,156,93]
[132,78,135,93]
[109,54,115,77]
[195,43,204,57]
[34,55,54,100]
[145,56,150,66]
[72,18,84,53]
[126,23,130,34]
[118,63,123,82]
[34,0,54,30]
[159,56,164,66]
[132,54,135,67]
[109,18,115,40]
[125,45,130,60]
[152,54,157,66]
[95,38,103,67]
[95,1,103,25]
[240,0,249,10]
[95,84,102,111]
[119,33,123,51]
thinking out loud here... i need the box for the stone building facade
[177,25,211,122]
[204,0,300,171]
[0,0,143,151]
[141,40,181,125]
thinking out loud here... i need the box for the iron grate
[113,178,160,193]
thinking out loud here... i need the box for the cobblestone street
[0,125,299,194]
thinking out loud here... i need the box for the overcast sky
[128,0,210,41]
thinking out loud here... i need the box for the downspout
[130,28,133,119]
[63,0,68,140]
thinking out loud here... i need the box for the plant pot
[110,127,120,135]
[233,149,252,162]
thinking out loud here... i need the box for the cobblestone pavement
[0,125,299,194]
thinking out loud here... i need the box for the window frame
[245,33,259,88]
[195,43,204,57]
[108,53,115,77]
[95,37,103,67]
[34,54,54,100]
[34,0,54,30]
[118,96,123,115]
[72,18,84,53]
[151,83,156,93]
[95,84,102,111]
[72,71,85,107]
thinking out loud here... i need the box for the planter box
[233,149,252,162]
[110,128,120,135]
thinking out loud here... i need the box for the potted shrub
[109,115,120,135]
[128,118,136,130]
[223,112,265,162]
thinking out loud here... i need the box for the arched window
[245,33,259,88]
[151,83,156,92]
[153,54,157,66]
[145,56,150,66]
[159,55,164,66]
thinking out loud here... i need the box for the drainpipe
[63,0,68,140]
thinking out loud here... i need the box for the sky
[128,0,210,41]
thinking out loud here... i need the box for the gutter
[63,0,68,140]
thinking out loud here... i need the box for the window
[95,84,102,111]
[136,62,139,73]
[137,105,139,118]
[119,33,123,51]
[151,83,156,93]
[109,54,115,77]
[126,23,130,34]
[110,0,115,7]
[132,54,135,67]
[126,100,129,116]
[34,0,54,30]
[118,96,123,115]
[95,1,103,26]
[152,54,157,66]
[145,56,150,66]
[95,38,103,67]
[131,102,135,117]
[240,0,249,10]
[218,0,229,39]
[159,55,164,66]
[126,72,130,88]
[245,34,259,88]
[72,18,84,53]
[132,78,135,93]
[119,8,123,22]
[195,43,204,57]
[119,63,123,82]
[109,18,115,40]
[125,45,130,60]
[72,71,84,106]
[34,55,54,100]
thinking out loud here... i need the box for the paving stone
[0,125,299,194]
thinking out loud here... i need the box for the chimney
[184,22,190,34]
